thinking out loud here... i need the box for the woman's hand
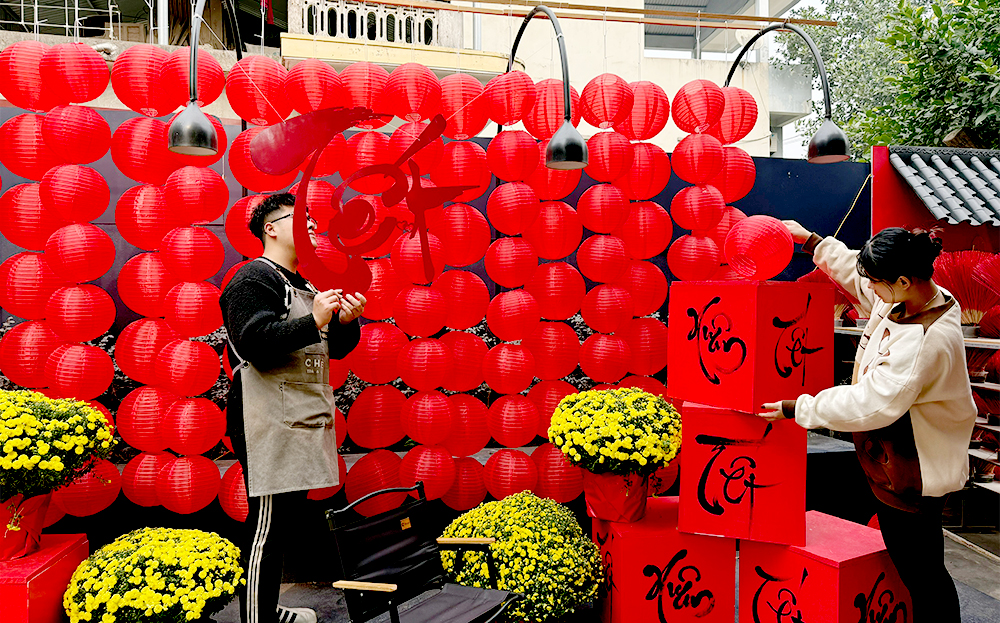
[757,402,785,422]
[782,220,813,245]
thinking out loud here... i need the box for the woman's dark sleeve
[326,318,362,360]
[225,278,321,366]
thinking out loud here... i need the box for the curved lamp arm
[188,0,208,104]
[167,0,220,155]
[508,5,572,124]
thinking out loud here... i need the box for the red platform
[739,511,911,623]
[678,401,806,545]
[0,534,89,623]
[667,281,834,414]
[593,496,736,623]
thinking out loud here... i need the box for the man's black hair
[248,193,296,244]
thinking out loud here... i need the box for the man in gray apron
[221,193,365,623]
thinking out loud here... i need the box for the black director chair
[326,482,522,623]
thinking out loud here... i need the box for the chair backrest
[327,482,446,622]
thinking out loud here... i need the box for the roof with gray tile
[889,145,1000,227]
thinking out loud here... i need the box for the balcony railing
[0,0,122,38]
[288,0,461,48]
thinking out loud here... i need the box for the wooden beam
[332,581,398,592]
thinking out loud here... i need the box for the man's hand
[313,289,343,330]
[758,402,785,422]
[782,220,813,245]
[337,292,367,324]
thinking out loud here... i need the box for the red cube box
[678,401,806,545]
[739,511,911,623]
[0,534,89,623]
[592,496,736,623]
[667,281,834,413]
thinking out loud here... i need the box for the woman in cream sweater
[759,223,977,623]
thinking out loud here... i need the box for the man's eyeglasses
[266,212,316,226]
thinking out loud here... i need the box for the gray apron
[229,259,340,497]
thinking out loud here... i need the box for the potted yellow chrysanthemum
[547,387,681,522]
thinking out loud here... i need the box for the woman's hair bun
[908,229,944,265]
[857,226,942,282]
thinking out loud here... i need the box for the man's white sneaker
[276,605,318,623]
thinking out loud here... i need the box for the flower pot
[582,472,648,523]
[0,492,53,560]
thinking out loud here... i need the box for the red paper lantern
[44,285,115,342]
[522,322,579,381]
[286,58,344,114]
[485,237,538,288]
[580,334,631,383]
[41,105,111,164]
[0,114,64,181]
[386,121,441,177]
[115,318,179,385]
[526,139,582,200]
[399,445,456,500]
[164,281,223,337]
[45,224,115,283]
[111,44,171,117]
[531,443,583,503]
[672,79,725,133]
[672,134,724,185]
[346,450,406,517]
[301,133,348,178]
[229,127,298,193]
[707,146,756,203]
[484,71,536,126]
[40,165,109,224]
[0,321,63,388]
[341,62,392,129]
[341,131,394,195]
[393,286,448,337]
[487,290,541,342]
[585,132,633,183]
[440,73,489,140]
[707,86,758,145]
[670,184,725,231]
[434,204,490,267]
[0,253,65,320]
[524,79,581,140]
[581,74,633,129]
[442,394,490,456]
[724,215,793,280]
[220,462,249,521]
[45,344,114,400]
[347,385,407,448]
[397,338,454,391]
[488,395,540,448]
[0,184,64,251]
[616,374,668,397]
[390,232,446,285]
[40,43,108,104]
[441,458,487,511]
[115,185,175,251]
[612,142,671,201]
[486,130,539,182]
[161,227,225,282]
[156,455,221,514]
[154,339,220,396]
[613,200,672,260]
[111,117,181,185]
[667,235,722,281]
[226,56,290,126]
[578,184,630,234]
[702,205,748,250]
[487,182,540,236]
[613,81,669,141]
[350,323,408,384]
[527,380,577,437]
[582,285,634,334]
[362,259,403,320]
[484,449,537,500]
[163,397,226,455]
[385,63,440,122]
[577,235,628,283]
[437,331,487,392]
[306,454,348,500]
[483,344,535,394]
[431,271,490,330]
[521,202,582,261]
[524,262,586,320]
[52,458,120,517]
[163,47,225,109]
[430,140,491,202]
[288,180,337,233]
[401,390,454,445]
[117,385,177,452]
[330,356,350,391]
[117,253,180,317]
[619,317,668,376]
[168,111,227,168]
[0,40,58,112]
[165,167,229,224]
[225,195,266,258]
[122,452,173,507]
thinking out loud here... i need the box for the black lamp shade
[168,102,219,156]
[546,120,588,170]
[808,118,850,164]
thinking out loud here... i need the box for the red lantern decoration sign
[341,131,394,195]
[363,259,404,321]
[670,184,725,232]
[612,142,670,201]
[442,394,490,456]
[577,235,628,283]
[484,71,536,126]
[440,73,489,140]
[115,185,177,251]
[0,40,59,112]
[524,79,581,140]
[703,205,748,250]
[439,331,488,392]
[585,132,633,183]
[485,237,538,288]
[1,252,65,320]
[154,339,221,396]
[672,79,725,133]
[163,47,225,109]
[347,385,407,449]
[52,458,120,517]
[111,44,171,117]
[398,445,456,500]
[613,81,670,141]
[156,455,221,514]
[393,286,448,338]
[122,452,173,507]
[531,443,583,503]
[487,182,540,236]
[432,271,490,330]
[582,285,634,334]
[488,395,539,448]
[580,334,631,383]
[110,117,179,185]
[613,200,672,260]
[581,73,633,129]
[0,184,65,251]
[117,385,177,452]
[724,215,794,280]
[401,390,454,445]
[672,133,725,185]
[44,285,116,342]
[117,253,180,318]
[397,338,454,391]
[40,165,109,224]
[44,223,116,283]
[0,114,64,181]
[619,317,669,377]
[385,63,440,122]
[165,166,229,224]
[349,322,409,384]
[40,43,109,105]
[434,204,491,267]
[667,235,722,281]
[482,344,535,395]
[431,140,491,202]
[486,130,538,182]
[487,290,541,342]
[229,128,298,193]
[286,58,344,114]
[524,262,586,321]
[41,105,111,164]
[526,139,582,200]
[707,86,758,145]
[612,260,668,317]
[391,232,446,285]
[227,56,291,126]
[45,343,114,400]
[528,380,577,438]
[220,462,249,521]
[522,202,582,261]
[225,195,266,259]
[164,281,223,337]
[484,450,537,500]
[163,398,226,456]
[442,458,488,511]
[345,450,406,517]
[161,227,225,282]
[115,318,179,386]
[707,146,756,203]
[578,184,630,234]
[0,320,64,388]
[341,62,392,129]
[522,322,579,381]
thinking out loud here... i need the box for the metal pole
[506,5,572,123]
[158,0,168,44]
[473,1,481,49]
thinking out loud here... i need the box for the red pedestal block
[0,534,89,623]
[667,281,834,413]
[739,511,912,623]
[593,496,736,623]
[678,401,806,545]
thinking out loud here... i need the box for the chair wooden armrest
[331,580,398,592]
[436,537,496,545]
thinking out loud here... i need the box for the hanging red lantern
[44,285,115,342]
[581,74,633,129]
[156,455,221,514]
[397,338,454,391]
[164,281,223,337]
[111,44,171,117]
[434,204,490,267]
[612,142,670,201]
[484,71,536,126]
[667,235,722,281]
[286,58,344,114]
[163,47,225,109]
[161,227,225,282]
[0,253,65,320]
[531,443,583,503]
[117,253,180,317]
[341,131,394,195]
[488,395,539,448]
[486,130,538,182]
[387,121,442,177]
[672,79,726,133]
[702,205,748,250]
[229,127,298,193]
[580,334,631,383]
[442,395,490,457]
[582,285,634,334]
[613,261,668,317]
[288,181,336,234]
[163,397,226,456]
[306,454,348,501]
[485,237,538,288]
[401,390,454,446]
[619,317,668,377]
[613,81,670,141]
[578,184,630,234]
[707,86,758,145]
[315,234,351,276]
[439,73,489,140]
[439,332,487,392]
[0,40,58,112]
[330,357,350,391]
[220,462,249,521]
[0,114,64,181]
[522,202,582,261]
[350,323,408,384]
[442,458,488,511]
[40,165,109,224]
[526,139,582,200]
[487,182,540,236]
[40,43,109,104]
[341,62,392,129]
[155,339,220,396]
[52,458,120,517]
[385,63,440,122]
[115,185,176,251]
[44,344,114,400]
[168,111,227,168]
[0,184,65,251]
[670,184,725,231]
[390,232,446,285]
[613,200,672,260]
[524,262,586,321]
[0,321,64,388]
[399,445,456,500]
[41,105,111,164]
[524,79,581,140]
[346,450,406,517]
[110,117,180,185]
[44,223,115,283]
[122,452,173,507]
[431,271,490,330]
[363,259,404,320]
[347,385,407,448]
[577,235,628,283]
[707,146,756,203]
[617,374,668,397]
[487,290,541,342]
[484,450,537,500]
[301,133,348,178]
[117,385,177,452]
[483,344,535,394]
[115,318,179,385]
[528,380,577,438]
[165,167,229,224]
[724,215,793,280]
[393,286,448,337]
[672,134,724,185]
[430,140,491,202]
[226,56,290,126]
[585,132,633,183]
[522,322,579,381]
[225,195,266,259]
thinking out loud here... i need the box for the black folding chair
[327,482,522,623]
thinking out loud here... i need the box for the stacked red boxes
[0,534,89,623]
